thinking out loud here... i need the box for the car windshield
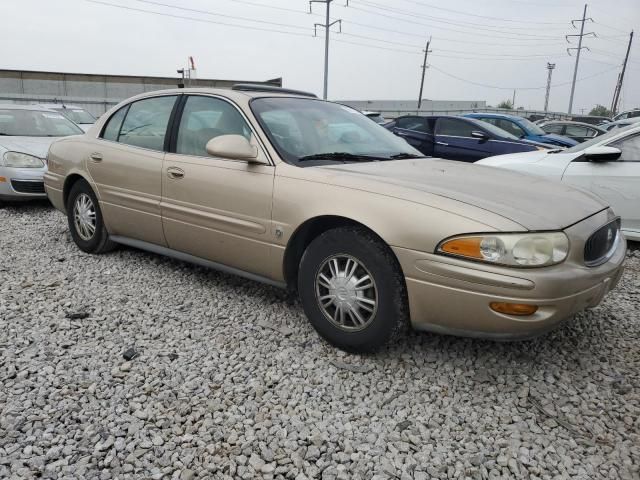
[0,109,84,136]
[58,108,96,124]
[518,117,546,135]
[473,120,519,140]
[560,125,637,154]
[250,97,423,164]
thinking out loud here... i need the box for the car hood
[0,136,61,158]
[319,158,606,231]
[477,149,553,165]
[539,133,578,146]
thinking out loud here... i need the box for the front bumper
[394,209,626,340]
[0,165,47,201]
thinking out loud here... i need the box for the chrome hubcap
[315,254,378,331]
[73,193,96,241]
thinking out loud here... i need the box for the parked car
[385,115,548,162]
[45,86,625,351]
[612,108,640,122]
[464,113,578,147]
[569,115,612,126]
[537,120,607,143]
[35,103,97,132]
[0,104,84,204]
[602,117,640,132]
[477,124,640,242]
[362,111,387,125]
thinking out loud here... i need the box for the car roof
[0,103,59,112]
[540,120,605,129]
[35,103,84,109]
[465,113,523,121]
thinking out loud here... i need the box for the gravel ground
[1,202,639,480]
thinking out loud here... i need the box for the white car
[0,105,84,204]
[477,124,640,241]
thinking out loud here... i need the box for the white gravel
[1,202,639,480]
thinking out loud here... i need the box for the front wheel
[66,179,115,254]
[298,226,409,353]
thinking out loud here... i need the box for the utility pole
[611,30,634,115]
[544,63,556,112]
[512,89,516,109]
[310,0,342,100]
[566,4,595,114]
[417,38,432,110]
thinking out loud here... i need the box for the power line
[394,0,569,25]
[131,0,310,31]
[343,3,564,41]
[428,64,619,91]
[84,0,314,37]
[348,0,568,37]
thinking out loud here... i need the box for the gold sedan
[44,85,625,352]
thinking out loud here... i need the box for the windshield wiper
[297,152,390,162]
[388,153,423,159]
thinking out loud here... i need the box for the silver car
[0,105,84,203]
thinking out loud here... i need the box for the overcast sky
[1,0,638,113]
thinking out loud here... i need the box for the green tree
[589,105,612,117]
[497,100,513,109]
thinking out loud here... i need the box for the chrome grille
[584,219,620,267]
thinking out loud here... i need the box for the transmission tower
[566,4,596,114]
[310,0,342,100]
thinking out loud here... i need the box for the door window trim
[168,93,274,166]
[97,94,181,153]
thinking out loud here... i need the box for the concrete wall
[0,70,282,117]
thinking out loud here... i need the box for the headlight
[2,151,45,168]
[437,232,569,267]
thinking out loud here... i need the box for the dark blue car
[464,113,578,147]
[385,115,547,162]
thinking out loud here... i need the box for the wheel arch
[282,215,404,292]
[62,173,92,210]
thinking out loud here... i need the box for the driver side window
[497,119,525,137]
[610,135,640,162]
[176,96,251,157]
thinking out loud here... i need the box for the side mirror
[582,145,622,163]
[471,131,488,140]
[205,135,267,164]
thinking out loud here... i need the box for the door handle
[89,152,103,162]
[435,141,449,146]
[167,167,185,179]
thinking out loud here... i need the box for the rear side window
[102,106,127,141]
[118,96,177,151]
[176,96,251,157]
[496,119,525,137]
[565,124,591,137]
[436,118,475,137]
[396,117,430,133]
[543,124,564,134]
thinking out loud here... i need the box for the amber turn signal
[0,176,6,183]
[439,237,483,259]
[490,302,538,316]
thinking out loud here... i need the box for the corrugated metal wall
[0,70,282,117]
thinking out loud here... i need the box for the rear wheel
[298,226,409,352]
[66,179,115,254]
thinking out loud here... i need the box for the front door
[88,95,178,245]
[434,118,493,162]
[392,116,434,156]
[161,95,275,278]
[563,133,640,235]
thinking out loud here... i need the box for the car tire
[298,226,409,353]
[66,179,116,254]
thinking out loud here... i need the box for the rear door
[88,95,178,245]
[563,133,640,235]
[433,118,494,162]
[392,116,434,155]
